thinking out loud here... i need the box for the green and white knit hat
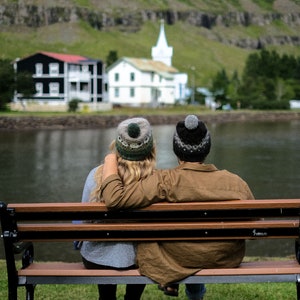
[115,117,153,161]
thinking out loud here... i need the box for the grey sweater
[80,167,136,268]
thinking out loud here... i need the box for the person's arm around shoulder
[101,154,166,210]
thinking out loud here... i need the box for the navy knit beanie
[173,115,211,162]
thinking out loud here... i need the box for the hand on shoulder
[102,153,118,180]
[104,153,117,163]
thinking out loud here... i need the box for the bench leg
[25,285,35,300]
[8,285,18,300]
[297,275,300,300]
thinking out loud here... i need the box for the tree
[237,49,300,109]
[106,50,118,67]
[0,59,15,111]
[238,76,267,108]
[243,50,282,80]
[211,68,230,94]
[279,54,297,79]
[0,59,36,111]
[16,71,36,98]
[238,76,290,109]
[227,70,241,108]
[210,68,230,107]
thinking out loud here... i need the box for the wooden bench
[1,199,300,300]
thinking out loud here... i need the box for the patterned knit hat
[173,115,211,162]
[116,117,153,161]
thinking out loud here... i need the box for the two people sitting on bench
[80,117,156,300]
[101,115,254,300]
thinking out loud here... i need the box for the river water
[0,120,300,261]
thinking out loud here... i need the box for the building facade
[14,51,106,104]
[107,57,180,106]
[107,21,188,106]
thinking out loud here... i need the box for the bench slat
[9,199,300,212]
[18,260,300,278]
[16,220,299,241]
[17,220,300,231]
[9,200,300,221]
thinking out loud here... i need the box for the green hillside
[1,0,300,86]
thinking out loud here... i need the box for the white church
[107,21,188,106]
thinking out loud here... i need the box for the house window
[35,83,43,95]
[35,63,43,76]
[82,65,89,73]
[115,73,119,82]
[49,82,59,96]
[49,63,59,76]
[151,72,154,82]
[130,88,135,97]
[70,82,77,92]
[114,88,119,98]
[69,65,78,72]
[130,72,135,81]
[80,82,88,91]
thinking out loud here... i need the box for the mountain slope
[1,0,300,86]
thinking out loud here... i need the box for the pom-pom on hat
[173,115,211,162]
[116,117,153,161]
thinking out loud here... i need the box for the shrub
[68,99,81,112]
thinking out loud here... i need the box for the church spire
[151,19,173,66]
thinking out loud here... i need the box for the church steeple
[151,20,173,66]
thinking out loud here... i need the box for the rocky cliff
[1,0,300,49]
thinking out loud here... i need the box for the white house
[107,57,180,106]
[107,20,188,106]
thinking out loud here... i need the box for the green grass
[0,260,296,299]
[1,107,299,118]
[252,0,275,11]
[0,104,213,116]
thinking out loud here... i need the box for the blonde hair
[90,140,156,202]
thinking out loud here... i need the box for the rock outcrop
[1,3,300,49]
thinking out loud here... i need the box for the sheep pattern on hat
[116,117,153,161]
[173,115,211,162]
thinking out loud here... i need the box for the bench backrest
[1,199,300,300]
[1,199,300,242]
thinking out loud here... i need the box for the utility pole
[191,66,195,104]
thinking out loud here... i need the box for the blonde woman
[80,117,155,300]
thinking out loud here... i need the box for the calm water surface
[0,120,299,261]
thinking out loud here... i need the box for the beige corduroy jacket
[101,162,254,285]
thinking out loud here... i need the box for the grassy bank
[1,106,300,117]
[0,260,295,299]
[0,105,218,117]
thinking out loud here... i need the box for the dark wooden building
[14,51,106,103]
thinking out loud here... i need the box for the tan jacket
[101,162,254,285]
[101,162,254,209]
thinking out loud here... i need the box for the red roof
[40,51,89,63]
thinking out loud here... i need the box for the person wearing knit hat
[173,114,211,162]
[80,117,155,300]
[116,117,153,161]
[101,114,254,300]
